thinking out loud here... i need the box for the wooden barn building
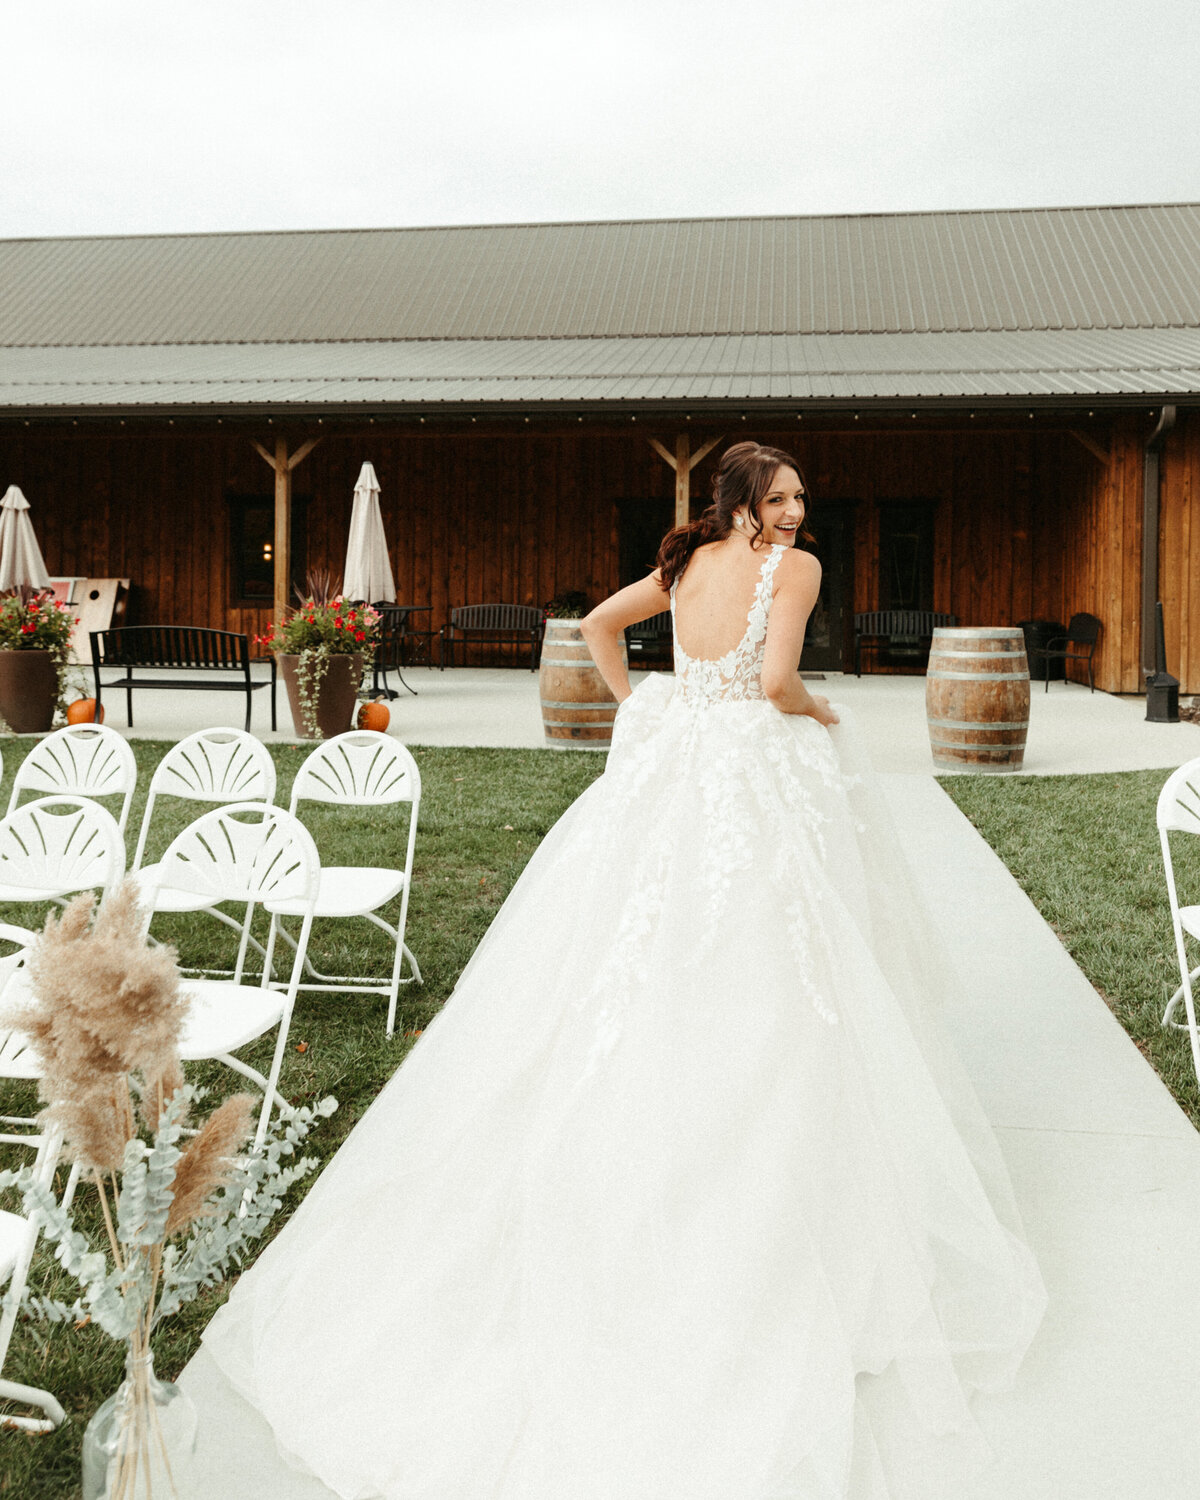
[1,203,1199,691]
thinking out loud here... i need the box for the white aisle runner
[175,774,1200,1499]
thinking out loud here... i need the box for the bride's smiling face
[734,465,806,546]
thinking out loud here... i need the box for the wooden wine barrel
[539,619,626,751]
[925,627,1031,772]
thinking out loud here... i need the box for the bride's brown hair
[654,441,814,591]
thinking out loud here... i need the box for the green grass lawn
[0,738,605,1499]
[940,769,1200,1131]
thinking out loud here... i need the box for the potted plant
[0,883,335,1499]
[255,571,381,739]
[0,587,76,733]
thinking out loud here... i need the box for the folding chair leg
[1161,964,1200,1030]
[0,1133,65,1433]
[385,937,424,1038]
[61,1160,81,1212]
[213,1053,288,1117]
[0,1379,66,1433]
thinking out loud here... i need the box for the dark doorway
[617,497,675,666]
[801,504,855,672]
[876,500,935,668]
[617,497,673,588]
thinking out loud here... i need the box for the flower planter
[277,652,364,739]
[0,648,59,733]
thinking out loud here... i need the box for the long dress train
[203,544,1047,1500]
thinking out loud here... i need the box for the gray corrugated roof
[2,204,1200,346]
[4,329,1198,409]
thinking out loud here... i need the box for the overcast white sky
[5,0,1200,239]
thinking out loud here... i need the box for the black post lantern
[1145,601,1179,723]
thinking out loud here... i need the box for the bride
[203,440,1046,1500]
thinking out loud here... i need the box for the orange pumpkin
[66,698,105,725]
[357,699,390,732]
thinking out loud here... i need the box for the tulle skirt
[203,675,1046,1500]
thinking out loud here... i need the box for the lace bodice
[671,544,786,704]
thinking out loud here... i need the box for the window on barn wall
[228,495,308,605]
[878,501,934,612]
[877,500,936,669]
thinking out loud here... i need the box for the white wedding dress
[203,544,1046,1500]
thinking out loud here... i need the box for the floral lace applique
[671,545,785,704]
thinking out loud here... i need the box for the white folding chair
[0,1126,66,1433]
[267,731,421,1038]
[1159,757,1200,1087]
[130,728,277,975]
[0,924,66,1432]
[7,723,137,836]
[0,796,126,913]
[152,803,319,1147]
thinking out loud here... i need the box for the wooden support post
[273,435,291,625]
[648,434,722,527]
[673,434,691,528]
[252,435,322,626]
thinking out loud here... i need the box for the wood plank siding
[1,416,1197,693]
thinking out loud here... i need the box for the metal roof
[4,329,1199,410]
[2,204,1200,346]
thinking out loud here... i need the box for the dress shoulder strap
[757,544,787,596]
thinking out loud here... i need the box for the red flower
[354,629,365,641]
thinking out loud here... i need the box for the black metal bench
[439,605,545,671]
[853,610,957,676]
[90,627,277,731]
[625,610,673,665]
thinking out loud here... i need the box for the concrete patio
[87,662,1200,776]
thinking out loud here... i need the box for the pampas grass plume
[17,882,187,1105]
[165,1093,255,1239]
[5,880,189,1167]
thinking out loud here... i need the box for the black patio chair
[1030,612,1102,692]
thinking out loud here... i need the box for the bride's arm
[580,573,670,702]
[760,551,839,724]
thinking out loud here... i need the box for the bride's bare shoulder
[776,547,822,585]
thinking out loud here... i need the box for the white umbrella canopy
[0,485,51,591]
[343,462,396,604]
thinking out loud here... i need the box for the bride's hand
[808,695,839,727]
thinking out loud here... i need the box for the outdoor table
[372,605,433,698]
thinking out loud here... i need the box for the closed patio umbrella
[344,462,396,604]
[0,486,51,591]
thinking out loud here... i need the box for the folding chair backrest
[289,731,421,812]
[0,925,39,1083]
[131,728,277,872]
[1158,759,1200,838]
[156,802,319,910]
[0,796,125,901]
[8,725,137,835]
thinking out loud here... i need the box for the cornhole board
[68,578,130,662]
[47,577,86,607]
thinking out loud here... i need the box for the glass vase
[82,1347,197,1500]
